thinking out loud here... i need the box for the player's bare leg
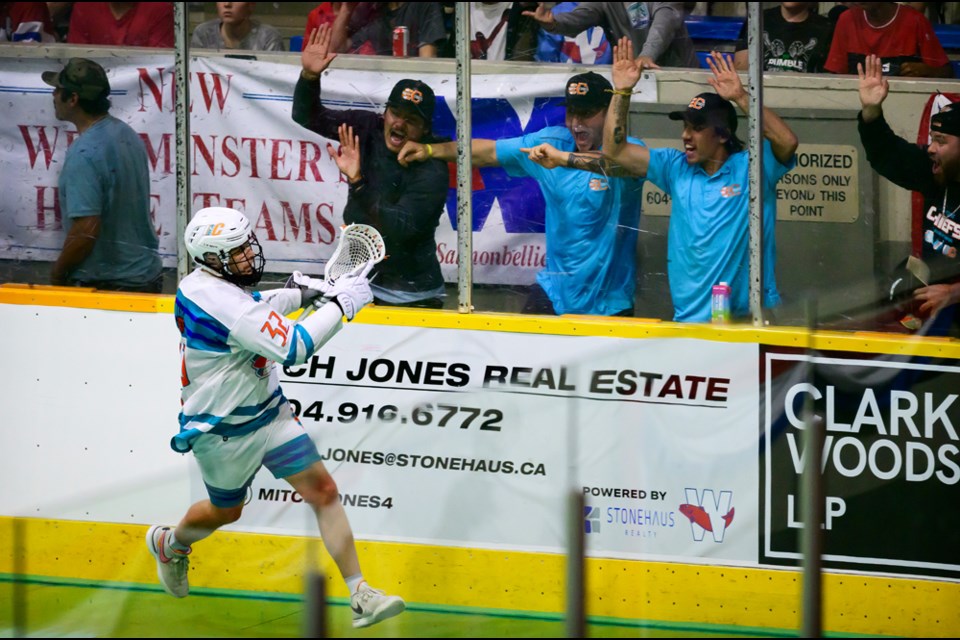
[286,461,405,628]
[147,501,243,598]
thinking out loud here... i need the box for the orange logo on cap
[688,96,706,110]
[568,82,589,96]
[401,88,423,104]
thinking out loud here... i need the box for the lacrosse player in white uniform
[146,206,405,629]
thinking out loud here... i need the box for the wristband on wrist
[425,143,434,158]
[301,70,320,81]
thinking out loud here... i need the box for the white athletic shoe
[350,583,405,628]
[146,525,190,598]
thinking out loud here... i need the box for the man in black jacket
[858,53,960,330]
[292,24,448,309]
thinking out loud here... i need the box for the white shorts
[191,404,322,507]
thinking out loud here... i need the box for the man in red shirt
[824,1,952,77]
[67,2,173,48]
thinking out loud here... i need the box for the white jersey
[172,269,341,452]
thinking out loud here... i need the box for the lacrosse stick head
[324,224,386,284]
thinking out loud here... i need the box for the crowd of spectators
[3,2,958,79]
[2,2,958,78]
[10,1,960,329]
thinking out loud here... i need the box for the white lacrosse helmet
[184,207,265,286]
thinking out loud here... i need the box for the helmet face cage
[184,207,266,287]
[222,233,265,287]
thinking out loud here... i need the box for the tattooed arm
[601,36,651,177]
[521,145,638,177]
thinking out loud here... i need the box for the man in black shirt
[292,23,449,308]
[734,2,834,74]
[858,53,960,330]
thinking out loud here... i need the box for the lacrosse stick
[293,223,386,320]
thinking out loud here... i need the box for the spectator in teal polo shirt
[523,39,798,322]
[608,40,797,322]
[398,71,646,317]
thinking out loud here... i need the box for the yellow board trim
[0,284,174,313]
[1,285,958,359]
[0,517,956,637]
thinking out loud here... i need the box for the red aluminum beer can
[393,26,408,57]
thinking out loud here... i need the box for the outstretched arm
[520,144,638,177]
[706,51,798,164]
[602,37,651,176]
[522,1,602,36]
[638,3,685,63]
[397,139,500,167]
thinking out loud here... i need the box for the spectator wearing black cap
[528,39,798,323]
[292,24,448,308]
[398,70,646,317]
[857,53,960,332]
[41,58,162,292]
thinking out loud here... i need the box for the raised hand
[520,143,566,169]
[612,37,641,91]
[521,2,554,26]
[857,54,889,114]
[397,140,428,167]
[301,23,337,78]
[327,123,361,183]
[705,51,746,104]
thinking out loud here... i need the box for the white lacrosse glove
[284,270,331,308]
[324,261,375,321]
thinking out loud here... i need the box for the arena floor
[0,577,826,638]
